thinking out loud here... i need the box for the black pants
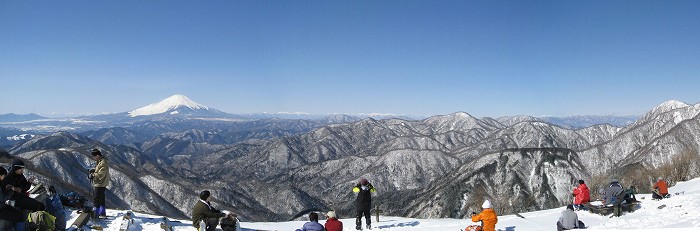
[355,204,371,228]
[0,206,23,222]
[94,187,106,208]
[13,196,45,212]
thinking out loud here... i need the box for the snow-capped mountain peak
[129,94,209,117]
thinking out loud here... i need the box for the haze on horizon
[2,1,699,118]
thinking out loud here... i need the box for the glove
[5,200,15,207]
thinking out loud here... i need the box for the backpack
[220,216,238,231]
[27,211,57,231]
[465,225,482,231]
[60,191,86,208]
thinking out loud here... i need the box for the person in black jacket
[0,166,23,223]
[1,159,45,211]
[352,178,376,230]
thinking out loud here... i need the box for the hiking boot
[356,225,362,230]
[367,224,372,230]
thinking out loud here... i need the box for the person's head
[578,179,585,185]
[566,204,574,211]
[610,178,618,184]
[326,211,336,219]
[308,212,318,222]
[0,166,7,181]
[658,177,663,181]
[360,178,369,186]
[10,159,25,174]
[199,190,211,201]
[481,200,492,210]
[91,148,103,161]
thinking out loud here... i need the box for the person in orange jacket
[572,179,590,210]
[471,200,498,231]
[652,177,669,200]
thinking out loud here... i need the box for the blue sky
[1,1,699,117]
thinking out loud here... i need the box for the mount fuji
[127,94,234,118]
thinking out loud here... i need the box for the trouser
[557,221,584,230]
[0,206,24,222]
[14,196,45,212]
[94,187,106,208]
[355,204,371,228]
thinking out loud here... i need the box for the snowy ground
[68,177,700,231]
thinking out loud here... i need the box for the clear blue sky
[1,1,699,117]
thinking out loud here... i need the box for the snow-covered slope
[128,94,209,117]
[68,176,700,230]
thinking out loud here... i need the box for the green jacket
[192,200,225,228]
[92,157,110,188]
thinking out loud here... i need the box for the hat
[326,211,336,218]
[360,178,369,185]
[10,159,25,172]
[611,178,618,183]
[566,204,574,211]
[658,177,663,181]
[0,166,7,176]
[91,149,102,156]
[578,179,585,184]
[199,190,211,200]
[482,200,492,209]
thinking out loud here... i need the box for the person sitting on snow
[192,190,228,231]
[557,204,585,231]
[324,211,343,231]
[471,200,498,231]
[572,179,590,210]
[296,212,324,231]
[652,177,669,200]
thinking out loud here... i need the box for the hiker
[2,159,46,231]
[89,148,110,218]
[556,204,585,231]
[652,177,669,200]
[604,179,626,217]
[192,190,227,231]
[0,166,24,225]
[572,179,590,210]
[353,178,376,230]
[471,200,498,231]
[296,212,324,231]
[324,210,343,231]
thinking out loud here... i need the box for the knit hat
[566,204,574,211]
[482,200,492,209]
[91,149,102,156]
[199,190,211,200]
[360,178,369,185]
[10,159,25,172]
[326,211,336,218]
[658,177,663,181]
[578,179,585,184]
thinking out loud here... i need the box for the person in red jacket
[652,177,669,200]
[324,210,343,231]
[572,179,590,210]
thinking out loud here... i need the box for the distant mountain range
[2,95,696,221]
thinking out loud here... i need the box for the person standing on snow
[353,178,376,230]
[652,177,669,200]
[89,148,110,218]
[572,179,590,210]
[471,200,498,231]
